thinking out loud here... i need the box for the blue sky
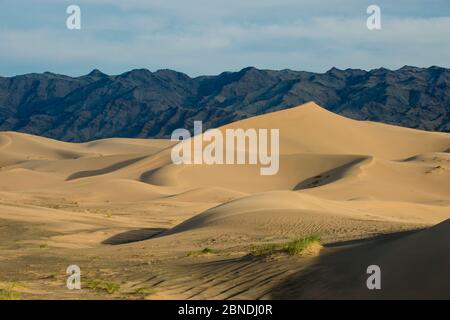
[1,0,449,76]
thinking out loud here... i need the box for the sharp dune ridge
[0,102,449,299]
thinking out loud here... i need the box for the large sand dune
[0,102,449,299]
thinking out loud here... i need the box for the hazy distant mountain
[0,66,448,141]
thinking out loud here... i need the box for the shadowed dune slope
[272,218,450,299]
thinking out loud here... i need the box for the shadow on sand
[270,228,427,299]
[66,156,147,181]
[102,228,167,245]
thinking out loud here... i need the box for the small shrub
[201,247,214,254]
[187,247,216,257]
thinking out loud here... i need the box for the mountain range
[0,65,448,142]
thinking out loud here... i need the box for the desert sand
[0,102,449,299]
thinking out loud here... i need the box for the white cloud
[1,1,449,75]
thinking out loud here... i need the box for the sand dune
[301,156,450,203]
[221,102,450,158]
[161,189,449,244]
[0,102,449,299]
[134,102,450,194]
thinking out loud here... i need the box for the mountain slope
[0,66,449,142]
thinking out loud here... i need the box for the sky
[1,0,449,77]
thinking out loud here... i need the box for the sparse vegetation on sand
[84,278,120,294]
[248,243,279,257]
[0,284,22,300]
[249,235,322,257]
[187,247,216,257]
[0,288,21,300]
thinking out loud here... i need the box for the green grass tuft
[285,235,321,255]
[249,235,321,257]
[84,278,120,294]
